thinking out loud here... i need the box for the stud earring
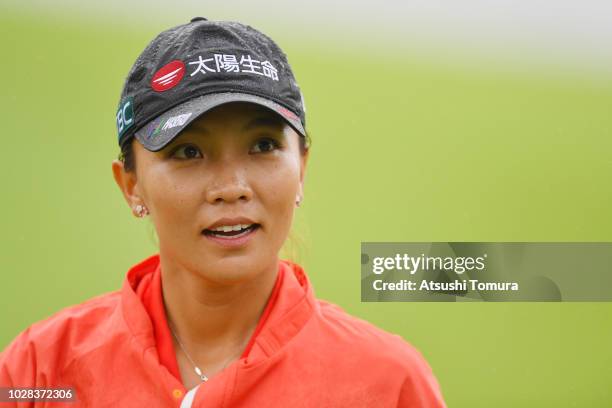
[295,196,302,207]
[134,204,149,217]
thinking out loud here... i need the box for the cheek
[258,156,301,225]
[143,169,200,238]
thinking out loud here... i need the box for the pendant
[194,366,209,382]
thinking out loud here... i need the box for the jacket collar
[120,254,317,368]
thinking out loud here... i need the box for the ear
[112,159,144,216]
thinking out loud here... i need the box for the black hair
[118,130,311,173]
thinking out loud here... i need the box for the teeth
[211,223,253,232]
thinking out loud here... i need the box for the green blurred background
[1,3,611,407]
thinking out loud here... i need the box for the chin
[196,254,266,283]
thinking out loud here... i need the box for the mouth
[202,223,261,238]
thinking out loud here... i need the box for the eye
[251,137,281,154]
[170,144,203,159]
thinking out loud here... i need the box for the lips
[204,216,258,231]
[202,222,261,249]
[202,224,260,237]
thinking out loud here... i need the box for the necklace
[168,323,209,382]
[168,321,247,383]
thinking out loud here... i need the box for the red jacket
[0,254,446,407]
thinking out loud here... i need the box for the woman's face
[113,102,308,284]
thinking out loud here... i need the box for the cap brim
[134,92,306,152]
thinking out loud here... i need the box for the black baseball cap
[116,17,307,152]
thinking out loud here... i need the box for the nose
[205,163,253,204]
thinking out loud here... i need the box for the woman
[0,17,446,407]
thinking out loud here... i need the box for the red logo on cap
[151,60,185,92]
[278,107,298,121]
